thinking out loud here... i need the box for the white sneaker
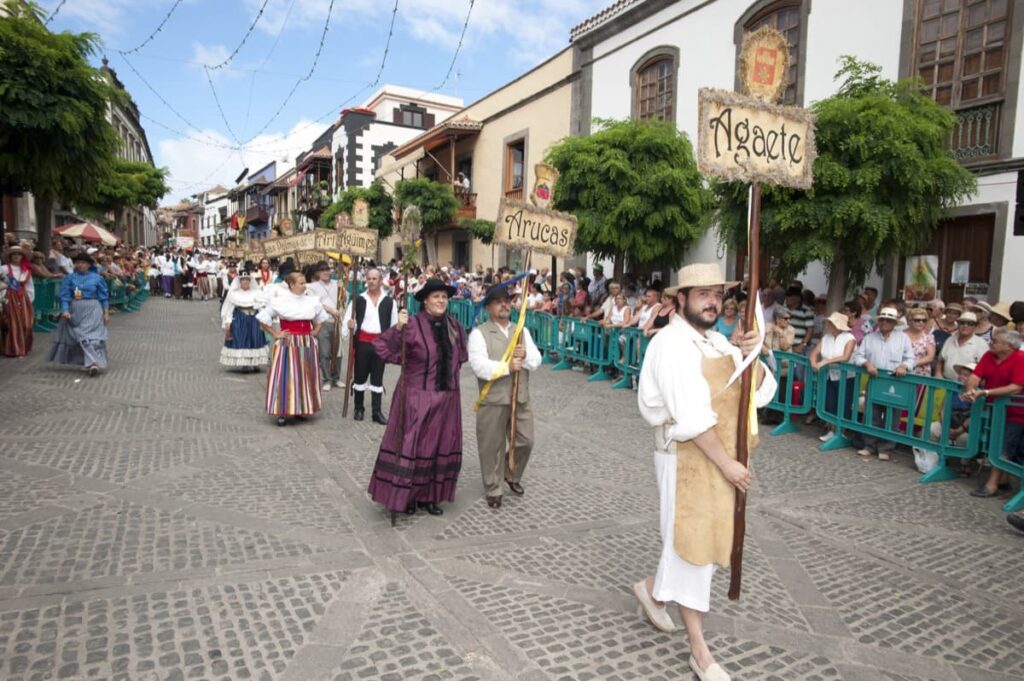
[632,580,675,633]
[857,448,873,458]
[334,380,345,389]
[819,431,834,442]
[690,655,731,681]
[877,451,890,461]
[323,383,332,392]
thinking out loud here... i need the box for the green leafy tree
[545,118,712,279]
[460,218,494,245]
[714,57,976,309]
[81,159,170,231]
[393,178,458,230]
[320,180,394,237]
[0,1,122,251]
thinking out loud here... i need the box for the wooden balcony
[950,101,1000,162]
[455,189,476,221]
[245,205,269,224]
[504,187,524,201]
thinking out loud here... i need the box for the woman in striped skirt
[256,271,328,426]
[1,245,35,358]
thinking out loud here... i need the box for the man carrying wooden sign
[632,26,813,681]
[472,165,576,507]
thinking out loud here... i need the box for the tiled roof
[569,0,645,42]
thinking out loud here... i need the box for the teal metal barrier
[31,279,60,332]
[609,326,648,390]
[763,351,816,436]
[448,298,476,331]
[813,363,986,477]
[107,278,127,309]
[984,395,1024,512]
[551,318,613,381]
[525,311,558,364]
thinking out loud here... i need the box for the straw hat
[946,302,963,313]
[665,263,738,296]
[957,311,978,324]
[953,362,977,374]
[825,311,850,332]
[2,244,29,260]
[988,301,1013,324]
[876,306,900,321]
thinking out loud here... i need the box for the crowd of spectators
[1,232,150,358]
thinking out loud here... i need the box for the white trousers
[652,450,716,613]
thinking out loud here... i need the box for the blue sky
[41,0,608,200]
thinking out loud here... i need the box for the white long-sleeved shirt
[256,291,329,326]
[307,279,339,316]
[467,322,542,381]
[220,287,263,327]
[638,315,777,446]
[341,291,397,338]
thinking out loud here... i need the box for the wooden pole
[330,260,346,379]
[341,259,358,418]
[390,266,412,527]
[728,182,761,601]
[507,251,533,476]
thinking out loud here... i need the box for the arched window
[744,1,801,105]
[631,46,679,123]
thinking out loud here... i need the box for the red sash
[357,330,380,344]
[280,320,312,335]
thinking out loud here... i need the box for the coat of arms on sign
[739,26,791,104]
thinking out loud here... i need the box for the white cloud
[157,118,324,197]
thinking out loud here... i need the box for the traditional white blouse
[220,287,264,327]
[256,291,329,326]
[638,315,777,446]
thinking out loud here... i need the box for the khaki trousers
[476,402,534,497]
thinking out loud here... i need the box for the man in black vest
[343,268,397,423]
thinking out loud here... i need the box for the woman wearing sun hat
[47,252,109,375]
[810,312,857,442]
[1,243,35,357]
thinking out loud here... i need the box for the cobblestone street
[1,300,1022,681]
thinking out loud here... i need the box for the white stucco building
[330,86,464,191]
[570,0,1023,302]
[198,186,230,247]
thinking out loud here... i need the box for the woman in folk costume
[367,278,468,517]
[48,252,109,375]
[256,271,329,426]
[1,244,35,357]
[634,264,777,681]
[220,270,268,372]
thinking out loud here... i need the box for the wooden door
[898,214,995,303]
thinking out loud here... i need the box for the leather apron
[673,353,759,567]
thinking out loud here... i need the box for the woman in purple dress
[368,279,468,517]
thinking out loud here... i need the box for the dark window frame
[630,46,679,123]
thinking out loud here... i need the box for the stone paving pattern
[0,299,1021,680]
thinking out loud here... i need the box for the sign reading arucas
[494,198,577,258]
[336,227,378,259]
[697,87,816,190]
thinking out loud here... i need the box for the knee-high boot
[371,392,387,425]
[353,390,365,420]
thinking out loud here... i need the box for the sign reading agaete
[697,87,816,190]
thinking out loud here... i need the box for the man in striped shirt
[781,287,815,354]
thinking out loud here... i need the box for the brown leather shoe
[505,479,524,496]
[487,496,502,509]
